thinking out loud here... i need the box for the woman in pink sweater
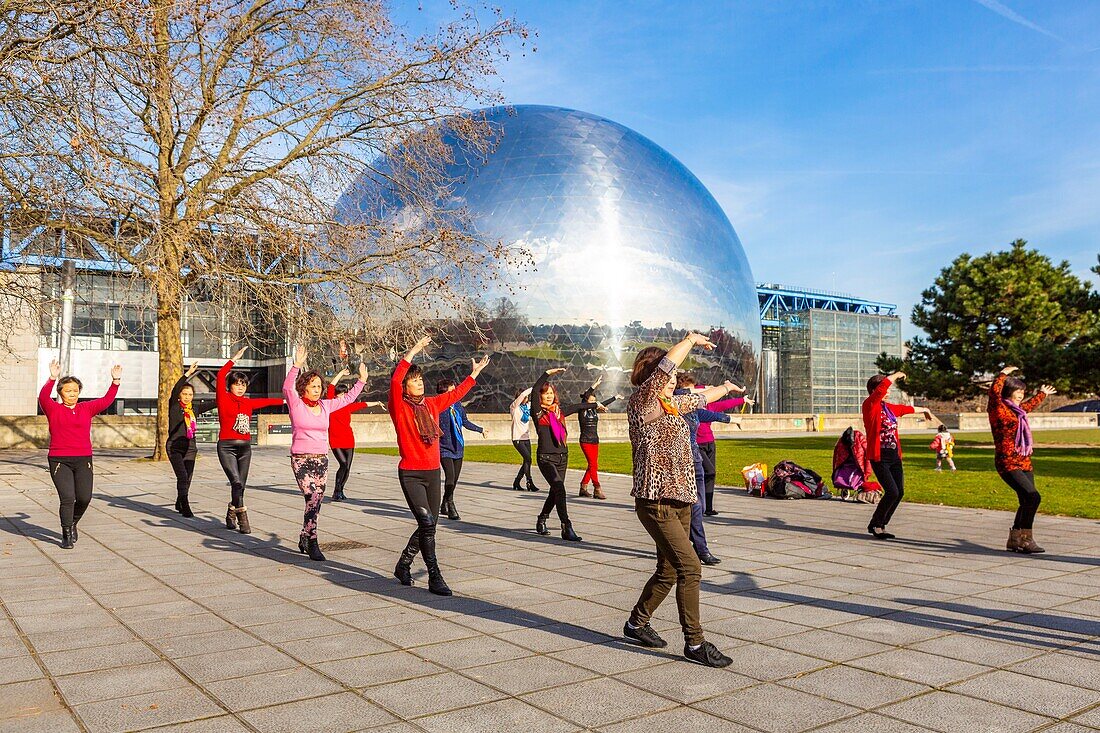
[39,359,122,549]
[283,345,367,561]
[696,391,753,516]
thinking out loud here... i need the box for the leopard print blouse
[627,357,705,504]
[988,373,1045,473]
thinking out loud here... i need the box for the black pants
[166,442,196,499]
[217,440,252,507]
[1000,470,1041,530]
[441,456,463,505]
[398,469,442,567]
[537,452,571,524]
[512,439,535,487]
[49,456,93,528]
[699,441,717,512]
[869,459,904,529]
[332,448,354,495]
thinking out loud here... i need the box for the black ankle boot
[394,541,418,586]
[333,488,346,502]
[71,522,78,544]
[561,523,582,542]
[536,514,549,535]
[298,534,308,554]
[527,482,539,492]
[446,500,460,521]
[60,526,74,550]
[427,569,453,596]
[225,504,238,531]
[177,495,194,518]
[307,537,326,561]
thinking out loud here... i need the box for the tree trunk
[153,299,182,461]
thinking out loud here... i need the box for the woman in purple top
[283,345,367,561]
[39,358,122,549]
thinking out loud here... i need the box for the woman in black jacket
[531,367,592,541]
[576,375,621,500]
[167,363,216,517]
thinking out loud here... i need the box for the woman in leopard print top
[622,333,741,669]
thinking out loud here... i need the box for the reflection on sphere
[338,105,760,412]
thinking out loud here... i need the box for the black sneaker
[684,641,732,668]
[623,622,667,648]
[699,553,722,565]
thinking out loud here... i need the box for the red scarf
[404,393,442,445]
[302,396,320,408]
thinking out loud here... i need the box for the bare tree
[1,0,528,457]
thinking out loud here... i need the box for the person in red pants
[327,373,385,502]
[576,375,621,500]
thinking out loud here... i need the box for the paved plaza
[0,447,1098,733]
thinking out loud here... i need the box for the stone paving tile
[880,690,1053,732]
[241,692,396,733]
[806,712,937,732]
[948,669,1100,718]
[519,677,677,729]
[0,654,43,685]
[694,682,861,732]
[0,678,65,719]
[0,709,81,733]
[54,661,193,705]
[4,449,1100,732]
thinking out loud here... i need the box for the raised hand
[110,364,122,380]
[471,355,490,377]
[49,359,61,380]
[597,405,609,413]
[231,346,247,362]
[592,375,603,388]
[185,362,199,378]
[744,397,756,407]
[331,368,350,385]
[294,344,308,368]
[1001,365,1019,375]
[615,394,625,401]
[1040,384,1057,395]
[357,362,369,382]
[726,381,746,393]
[688,332,716,350]
[368,401,388,411]
[890,371,907,382]
[547,367,567,376]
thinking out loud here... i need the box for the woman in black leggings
[327,375,384,501]
[509,388,539,491]
[388,335,489,596]
[166,363,216,517]
[39,359,121,549]
[531,367,590,541]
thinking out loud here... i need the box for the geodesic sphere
[338,104,760,412]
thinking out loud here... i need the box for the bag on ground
[741,462,768,496]
[766,460,830,499]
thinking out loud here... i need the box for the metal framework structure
[757,282,896,327]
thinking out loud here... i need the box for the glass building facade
[777,310,903,413]
[338,105,761,411]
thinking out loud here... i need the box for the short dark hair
[401,364,423,391]
[334,381,350,396]
[676,372,697,389]
[56,376,82,395]
[226,371,250,389]
[631,346,668,386]
[295,369,322,397]
[937,424,947,432]
[436,378,455,394]
[1003,376,1026,397]
[867,374,888,394]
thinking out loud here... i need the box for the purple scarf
[539,409,567,445]
[882,403,897,426]
[1003,399,1033,457]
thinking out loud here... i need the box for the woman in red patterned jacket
[988,366,1056,554]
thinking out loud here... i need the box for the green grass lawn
[360,428,1100,519]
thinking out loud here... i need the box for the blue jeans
[688,459,710,557]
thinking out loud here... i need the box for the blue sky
[402,1,1100,336]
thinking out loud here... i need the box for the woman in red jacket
[861,371,932,540]
[39,359,122,549]
[216,346,284,534]
[327,373,385,502]
[388,335,489,596]
[988,366,1056,554]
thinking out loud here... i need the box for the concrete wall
[6,411,1092,450]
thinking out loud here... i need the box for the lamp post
[59,260,75,376]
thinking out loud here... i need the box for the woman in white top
[509,387,539,491]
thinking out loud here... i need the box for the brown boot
[593,485,606,500]
[1017,529,1045,554]
[1006,528,1022,552]
[579,485,591,498]
[236,506,252,534]
[226,503,238,531]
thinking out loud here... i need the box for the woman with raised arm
[509,388,539,492]
[284,347,368,561]
[39,359,122,549]
[989,366,1056,554]
[697,391,753,516]
[166,362,217,517]
[530,367,592,541]
[327,373,385,502]
[862,371,933,540]
[437,377,486,521]
[216,346,284,534]
[389,336,489,596]
[576,375,622,500]
[623,333,740,668]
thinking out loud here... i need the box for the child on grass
[932,424,956,472]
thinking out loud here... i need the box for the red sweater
[39,380,119,457]
[216,360,284,441]
[861,377,915,462]
[388,360,475,470]
[327,384,372,449]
